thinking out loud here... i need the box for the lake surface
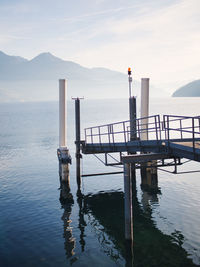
[0,98,200,266]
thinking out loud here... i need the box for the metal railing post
[98,126,102,148]
[108,125,111,146]
[112,125,115,145]
[192,117,195,155]
[123,121,127,149]
[158,115,162,140]
[155,116,158,142]
[167,116,170,151]
[85,129,87,143]
[91,128,93,144]
[180,119,183,139]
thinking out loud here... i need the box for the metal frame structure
[82,115,200,165]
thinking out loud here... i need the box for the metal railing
[84,114,200,154]
[84,115,162,146]
[163,115,200,154]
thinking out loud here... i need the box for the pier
[81,111,200,244]
[57,70,200,262]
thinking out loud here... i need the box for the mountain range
[0,51,127,81]
[1,50,194,102]
[0,51,140,102]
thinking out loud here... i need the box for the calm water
[0,98,200,267]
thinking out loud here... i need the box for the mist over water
[0,98,200,266]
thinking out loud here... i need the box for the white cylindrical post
[59,79,67,147]
[141,78,149,140]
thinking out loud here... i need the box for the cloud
[60,4,142,23]
[64,0,200,89]
[0,1,33,15]
[0,0,199,92]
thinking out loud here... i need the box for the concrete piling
[57,79,71,183]
[141,78,149,141]
[140,78,158,190]
[59,79,67,147]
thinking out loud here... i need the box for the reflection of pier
[83,189,198,267]
[59,181,198,266]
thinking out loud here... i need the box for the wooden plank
[172,141,200,149]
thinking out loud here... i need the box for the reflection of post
[124,163,133,241]
[77,190,86,252]
[60,181,77,261]
[60,180,73,204]
[141,188,159,215]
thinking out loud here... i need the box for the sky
[0,0,199,93]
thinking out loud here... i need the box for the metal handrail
[163,115,200,154]
[85,115,162,145]
[85,115,160,131]
[84,115,200,153]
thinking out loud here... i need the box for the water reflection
[59,174,198,266]
[141,189,160,214]
[76,189,86,252]
[83,186,198,267]
[59,180,77,264]
[84,191,125,265]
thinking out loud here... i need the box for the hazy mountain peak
[30,52,63,63]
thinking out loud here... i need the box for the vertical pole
[129,96,137,182]
[140,78,158,191]
[59,79,66,147]
[75,98,81,189]
[128,68,137,184]
[141,78,149,141]
[58,79,71,183]
[140,78,150,188]
[124,163,133,242]
[129,97,137,141]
